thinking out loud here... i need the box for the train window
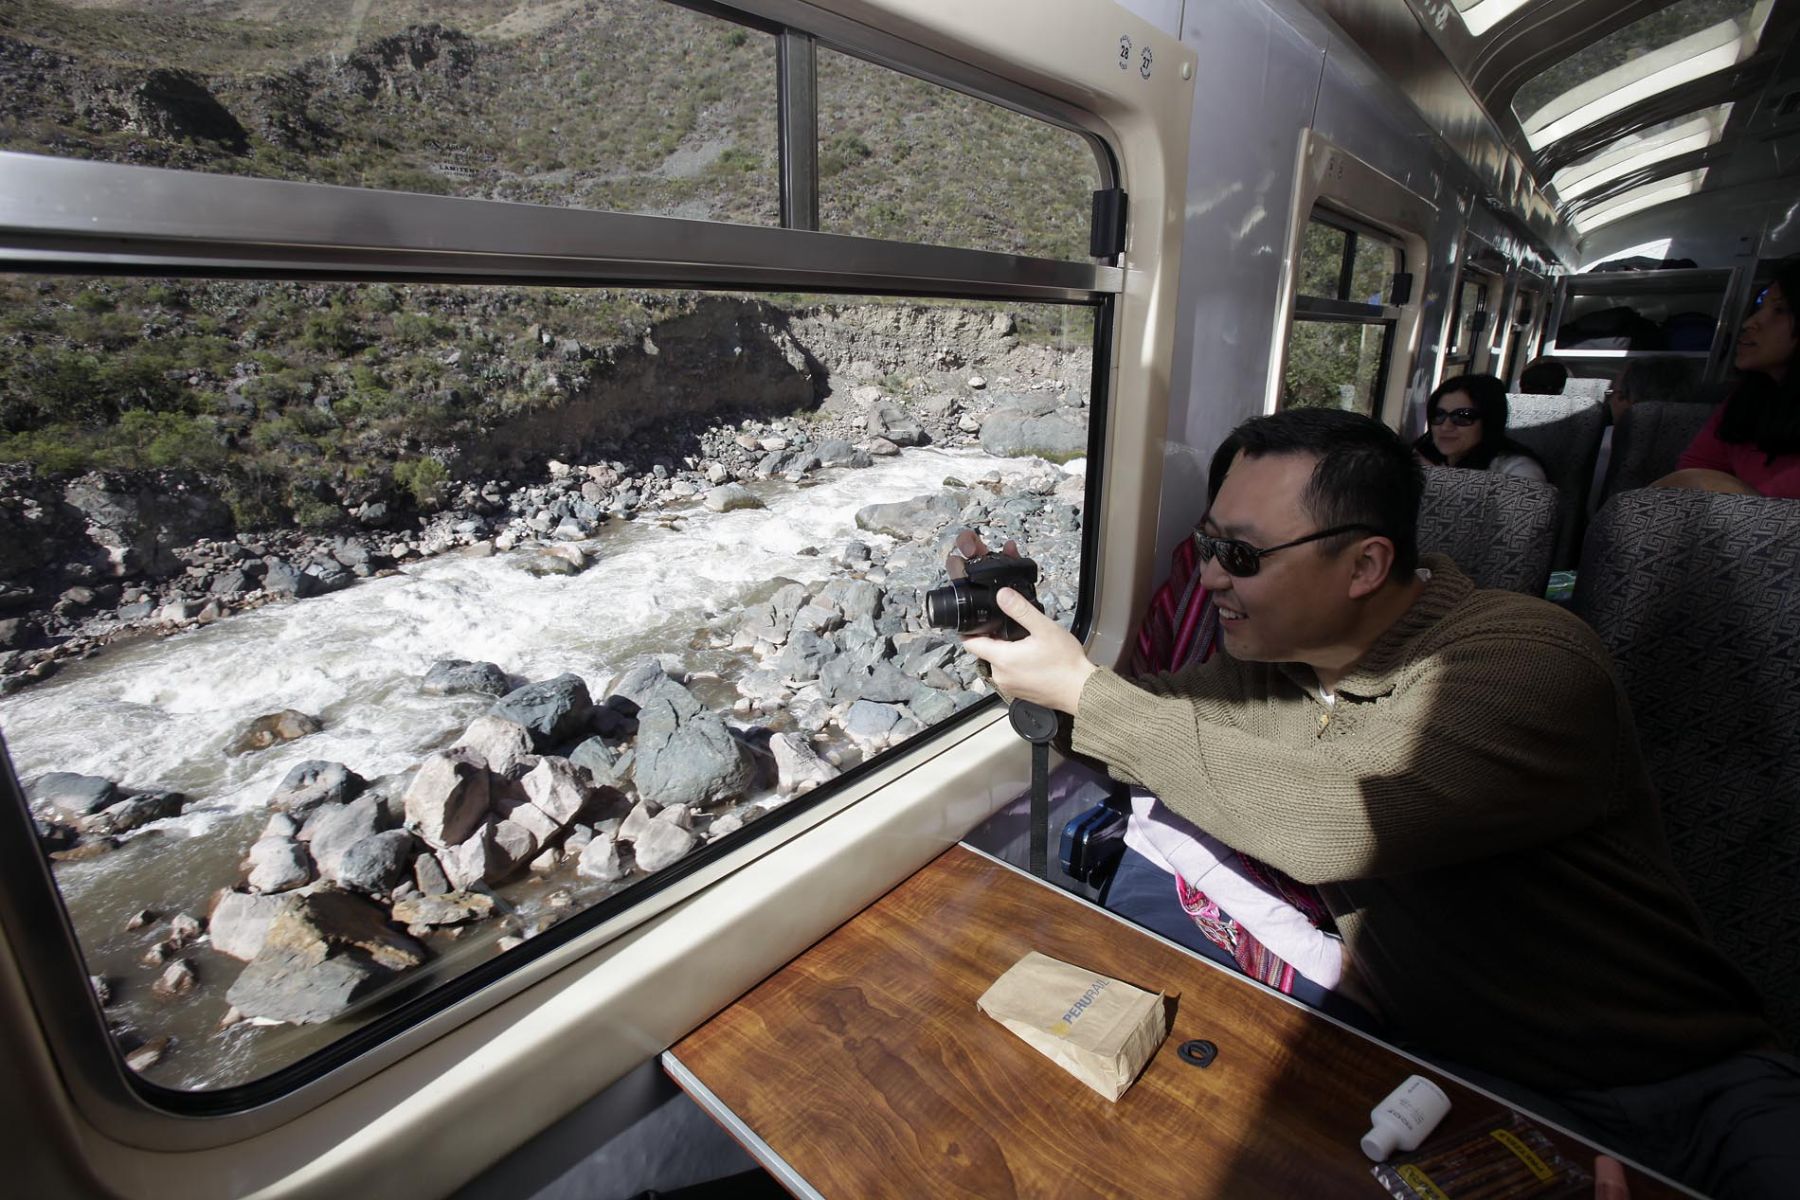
[1569,169,1710,232]
[1,280,1098,1097]
[0,0,782,225]
[815,47,1100,258]
[1282,213,1402,415]
[1513,0,1774,150]
[1549,104,1735,203]
[0,0,1114,1110]
[1449,0,1534,39]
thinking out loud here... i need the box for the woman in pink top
[1657,260,1800,499]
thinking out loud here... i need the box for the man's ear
[1346,536,1397,600]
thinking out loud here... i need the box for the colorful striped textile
[1127,528,1333,993]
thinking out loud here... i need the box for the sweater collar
[1278,555,1474,700]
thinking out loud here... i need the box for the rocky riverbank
[1,353,1089,696]
[12,372,1090,1086]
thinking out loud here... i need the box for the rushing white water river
[0,446,1066,1090]
[4,447,1048,831]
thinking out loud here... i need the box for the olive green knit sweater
[1072,556,1773,1092]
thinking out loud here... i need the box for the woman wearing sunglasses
[1412,373,1548,483]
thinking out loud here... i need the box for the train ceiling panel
[1327,0,1800,245]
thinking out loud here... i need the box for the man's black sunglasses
[1193,524,1384,578]
[1427,406,1480,427]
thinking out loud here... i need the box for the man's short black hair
[1214,408,1423,578]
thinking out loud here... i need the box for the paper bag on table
[975,950,1168,1102]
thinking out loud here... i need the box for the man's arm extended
[966,589,1621,885]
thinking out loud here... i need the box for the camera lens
[924,581,969,630]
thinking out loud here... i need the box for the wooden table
[665,845,1689,1198]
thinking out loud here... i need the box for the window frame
[0,0,1126,1142]
[1271,134,1428,428]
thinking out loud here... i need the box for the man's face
[1199,451,1363,665]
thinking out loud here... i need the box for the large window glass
[1,283,1096,1093]
[1513,0,1773,150]
[1282,213,1402,415]
[0,0,781,223]
[0,0,1109,1101]
[1549,104,1735,203]
[815,48,1100,258]
[1450,0,1535,39]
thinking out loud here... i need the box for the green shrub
[301,305,361,356]
[0,425,98,473]
[393,457,449,507]
[819,133,874,178]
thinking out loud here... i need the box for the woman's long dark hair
[1716,258,1800,461]
[1412,373,1546,472]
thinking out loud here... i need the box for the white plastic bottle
[1360,1074,1451,1161]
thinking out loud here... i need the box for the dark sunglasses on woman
[1192,524,1382,577]
[1428,406,1480,427]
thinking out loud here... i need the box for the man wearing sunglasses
[961,407,1793,1199]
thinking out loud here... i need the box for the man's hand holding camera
[937,531,1096,716]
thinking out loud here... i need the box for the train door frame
[1442,238,1508,379]
[1500,267,1549,386]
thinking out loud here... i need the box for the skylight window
[1550,104,1734,201]
[1569,169,1709,232]
[1451,0,1536,40]
[1514,0,1772,151]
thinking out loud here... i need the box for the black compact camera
[925,553,1040,640]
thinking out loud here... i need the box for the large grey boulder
[489,673,593,750]
[703,483,763,513]
[270,760,365,814]
[207,890,288,961]
[820,657,915,704]
[227,950,384,1025]
[335,830,416,894]
[908,684,960,725]
[992,390,1060,417]
[569,737,631,790]
[854,492,963,539]
[633,816,698,874]
[442,821,503,891]
[302,796,386,880]
[814,439,872,469]
[776,630,834,681]
[81,789,185,835]
[631,686,752,809]
[224,891,425,1026]
[520,756,591,826]
[229,710,322,755]
[29,773,118,818]
[262,560,319,598]
[403,752,490,850]
[452,715,535,777]
[867,404,927,447]
[577,833,626,882]
[979,414,1087,461]
[843,700,904,739]
[820,578,882,623]
[422,659,511,698]
[246,836,312,894]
